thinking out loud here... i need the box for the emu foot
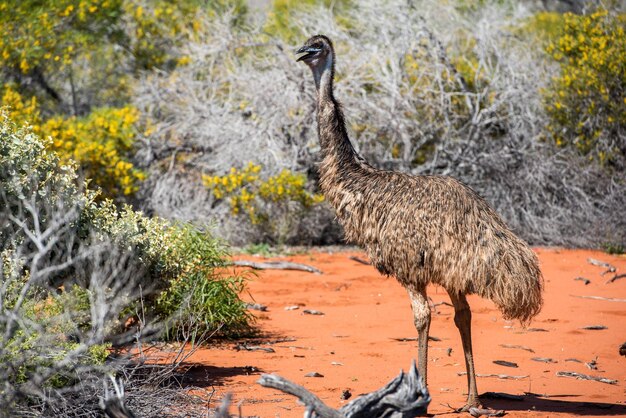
[458,401,506,418]
[455,398,482,413]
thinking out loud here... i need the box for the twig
[556,371,617,385]
[571,295,626,302]
[234,344,275,353]
[458,372,528,380]
[574,277,591,285]
[257,375,344,418]
[348,255,371,265]
[303,309,324,315]
[230,260,322,274]
[493,360,518,368]
[500,344,535,353]
[580,325,607,330]
[605,273,626,284]
[531,357,557,363]
[587,258,616,275]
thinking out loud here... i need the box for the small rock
[304,372,324,378]
[340,389,352,400]
[331,361,343,366]
[285,305,300,311]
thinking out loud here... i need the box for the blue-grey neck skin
[311,53,334,101]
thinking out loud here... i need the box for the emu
[296,35,543,411]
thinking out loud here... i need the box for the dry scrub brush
[134,0,625,248]
[0,113,249,417]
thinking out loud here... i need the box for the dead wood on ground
[556,371,617,385]
[230,260,322,274]
[256,360,430,418]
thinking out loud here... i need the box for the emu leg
[447,290,481,411]
[407,288,431,384]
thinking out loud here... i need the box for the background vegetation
[1,0,625,415]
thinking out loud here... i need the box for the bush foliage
[544,10,626,166]
[0,112,249,414]
[203,163,324,243]
[1,0,624,248]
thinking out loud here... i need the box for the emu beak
[296,46,320,62]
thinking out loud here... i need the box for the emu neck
[314,56,359,177]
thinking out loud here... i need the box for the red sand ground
[180,248,626,417]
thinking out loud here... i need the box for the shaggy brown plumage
[297,35,543,410]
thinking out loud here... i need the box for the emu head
[296,35,334,90]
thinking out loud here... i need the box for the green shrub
[0,110,250,405]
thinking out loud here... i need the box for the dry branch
[230,260,322,274]
[458,372,528,380]
[574,277,591,285]
[348,256,371,265]
[500,344,535,353]
[234,344,275,353]
[556,371,617,385]
[587,258,616,273]
[605,273,626,284]
[257,361,430,418]
[571,295,626,302]
[493,360,518,368]
[580,325,607,330]
[531,357,557,363]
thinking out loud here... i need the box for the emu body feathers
[297,34,543,410]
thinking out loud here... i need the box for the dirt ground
[177,248,626,417]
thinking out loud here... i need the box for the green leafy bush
[0,111,250,411]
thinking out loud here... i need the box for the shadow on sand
[480,392,626,416]
[175,364,263,388]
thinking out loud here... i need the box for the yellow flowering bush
[2,87,144,197]
[0,0,123,75]
[203,163,324,242]
[544,10,626,164]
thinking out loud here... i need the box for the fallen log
[230,260,322,274]
[258,361,430,418]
